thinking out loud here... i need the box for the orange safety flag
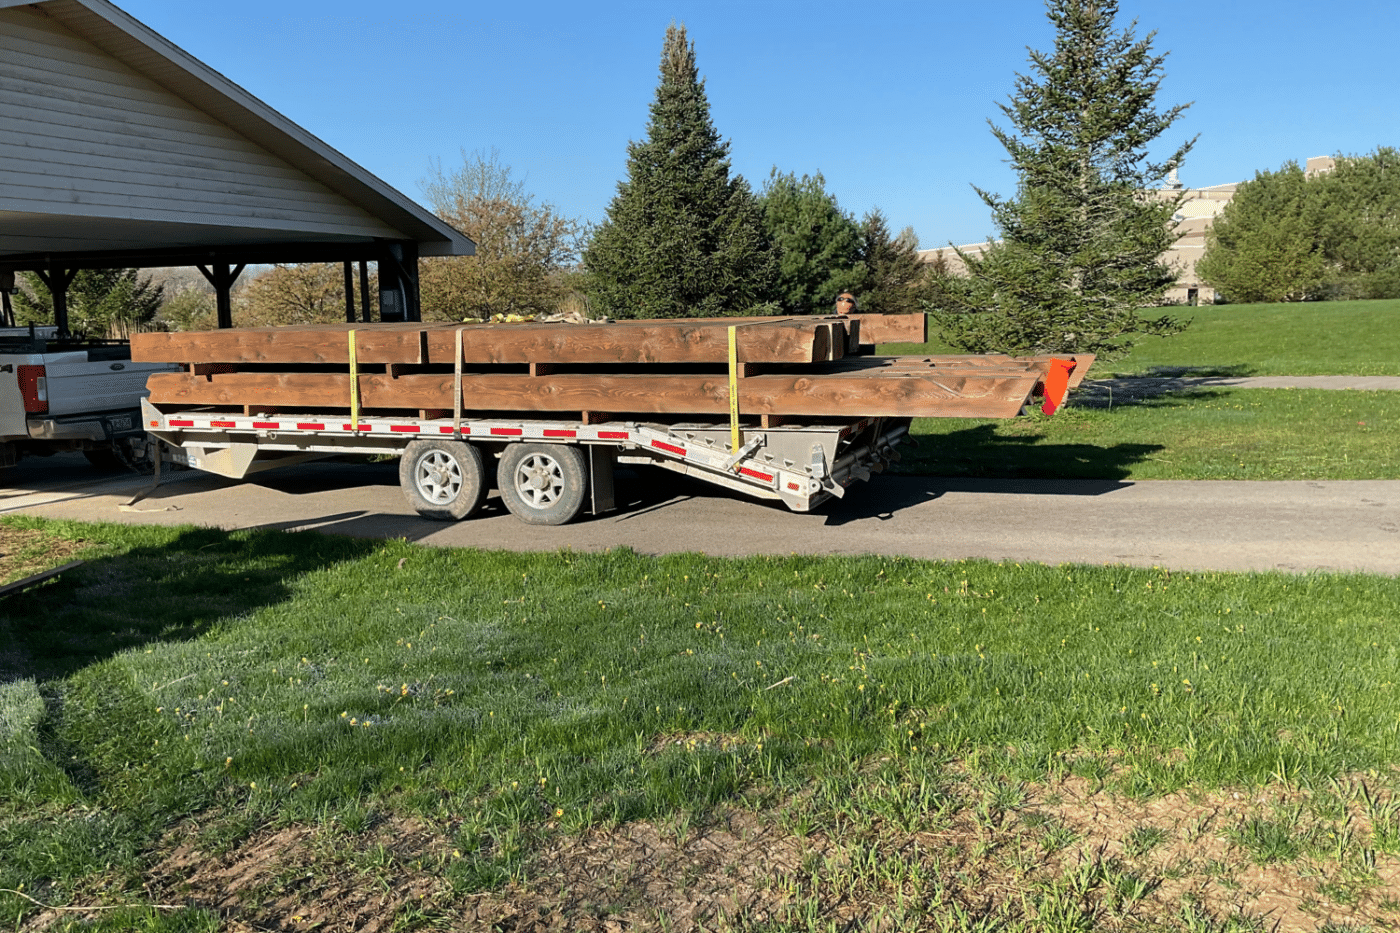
[1040,357,1077,416]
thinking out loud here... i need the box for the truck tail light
[18,365,48,414]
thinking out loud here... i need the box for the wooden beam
[145,370,1042,420]
[131,319,847,367]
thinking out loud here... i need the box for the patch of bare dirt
[0,524,86,587]
[129,818,451,933]
[0,525,88,683]
[1029,775,1400,932]
[21,773,1400,932]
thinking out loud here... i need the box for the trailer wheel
[400,439,488,521]
[498,443,588,526]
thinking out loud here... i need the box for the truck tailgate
[42,351,176,416]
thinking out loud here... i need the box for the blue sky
[118,0,1396,249]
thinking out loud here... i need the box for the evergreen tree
[860,210,927,314]
[13,268,163,336]
[1314,147,1400,299]
[759,170,866,314]
[1196,162,1325,303]
[930,0,1193,358]
[584,24,775,318]
[1197,147,1400,303]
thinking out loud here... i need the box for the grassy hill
[885,298,1400,376]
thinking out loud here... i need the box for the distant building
[918,155,1336,306]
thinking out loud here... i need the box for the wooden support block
[845,313,928,345]
[809,324,830,364]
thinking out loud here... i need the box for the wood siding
[0,5,402,239]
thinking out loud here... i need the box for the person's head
[835,292,858,313]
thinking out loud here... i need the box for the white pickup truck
[0,325,178,471]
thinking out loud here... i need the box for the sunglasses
[836,297,856,305]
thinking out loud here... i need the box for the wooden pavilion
[0,0,474,331]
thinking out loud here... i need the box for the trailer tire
[497,443,588,526]
[400,439,488,521]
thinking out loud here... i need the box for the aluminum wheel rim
[414,450,462,504]
[513,453,565,509]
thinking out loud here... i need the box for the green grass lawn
[882,297,1400,376]
[901,388,1398,480]
[4,518,1400,930]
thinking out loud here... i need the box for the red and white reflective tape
[651,439,686,457]
[150,412,837,497]
[151,412,635,444]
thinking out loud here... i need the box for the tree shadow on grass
[0,524,388,684]
[1076,369,1255,409]
[895,422,1166,483]
[1138,364,1256,378]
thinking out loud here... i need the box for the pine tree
[13,268,163,336]
[1197,147,1400,303]
[1314,147,1400,299]
[1196,163,1325,303]
[759,170,866,314]
[860,211,927,315]
[931,0,1193,358]
[584,24,775,319]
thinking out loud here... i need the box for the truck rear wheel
[400,439,488,521]
[497,443,588,526]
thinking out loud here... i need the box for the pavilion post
[197,262,246,329]
[34,261,76,335]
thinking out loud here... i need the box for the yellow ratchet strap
[348,329,359,431]
[453,326,465,434]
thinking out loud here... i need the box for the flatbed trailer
[140,398,909,524]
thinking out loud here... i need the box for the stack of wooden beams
[131,318,1092,423]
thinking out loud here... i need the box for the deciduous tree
[156,287,217,332]
[419,149,581,321]
[584,24,775,318]
[234,264,361,327]
[930,0,1192,358]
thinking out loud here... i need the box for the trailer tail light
[18,365,48,414]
